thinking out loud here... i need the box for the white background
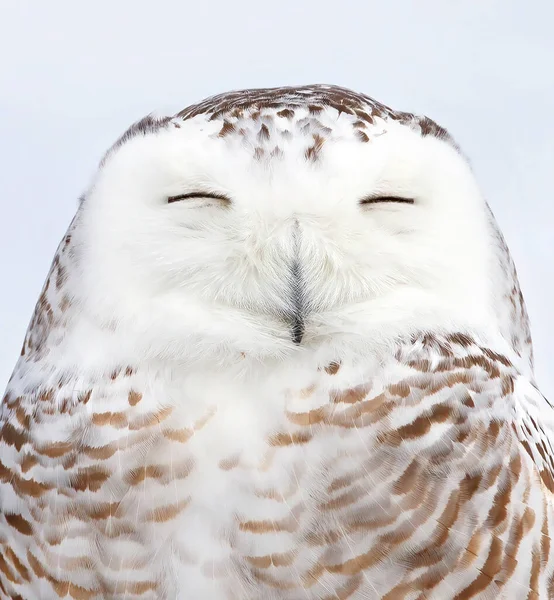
[0,1,552,396]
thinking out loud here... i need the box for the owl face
[75,87,496,362]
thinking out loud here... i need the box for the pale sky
[0,0,552,396]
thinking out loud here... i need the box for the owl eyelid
[359,196,415,205]
[167,192,232,204]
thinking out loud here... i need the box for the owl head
[61,85,531,370]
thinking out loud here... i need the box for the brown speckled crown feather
[175,84,450,139]
[103,84,456,166]
[176,83,454,143]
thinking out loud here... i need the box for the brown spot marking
[254,147,265,160]
[5,548,30,582]
[219,454,240,471]
[325,545,386,576]
[483,463,502,490]
[501,375,515,395]
[54,579,100,599]
[240,515,297,534]
[499,511,528,582]
[308,104,323,114]
[419,117,450,140]
[446,332,474,347]
[0,460,52,497]
[549,573,554,600]
[251,568,297,590]
[453,536,503,599]
[354,109,373,122]
[328,471,358,493]
[125,464,167,486]
[324,361,341,375]
[269,430,313,446]
[87,501,122,520]
[26,550,99,599]
[286,406,327,426]
[407,359,432,372]
[458,530,483,569]
[459,473,482,501]
[55,263,67,289]
[330,384,370,405]
[522,505,537,535]
[327,392,392,428]
[125,581,158,595]
[26,549,46,578]
[71,466,110,492]
[128,390,142,406]
[481,347,512,367]
[5,513,33,535]
[388,381,411,398]
[432,489,461,546]
[59,295,71,312]
[79,390,92,404]
[356,130,370,143]
[305,133,325,161]
[83,442,118,460]
[245,550,296,568]
[164,427,194,443]
[319,486,365,511]
[15,406,30,430]
[0,553,17,582]
[36,441,73,458]
[462,393,475,408]
[0,421,29,451]
[540,468,554,493]
[382,403,453,446]
[92,411,128,428]
[277,108,294,118]
[460,354,501,378]
[487,420,501,441]
[128,405,173,430]
[20,454,39,473]
[486,475,513,530]
[218,120,235,137]
[144,498,190,523]
[258,123,270,141]
[392,459,420,495]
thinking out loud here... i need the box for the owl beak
[288,259,305,345]
[290,312,305,345]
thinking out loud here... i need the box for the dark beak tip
[291,316,305,345]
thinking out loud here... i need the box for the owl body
[2,85,553,599]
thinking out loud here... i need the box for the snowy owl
[1,84,553,600]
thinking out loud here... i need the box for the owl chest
[113,367,413,595]
[66,359,546,598]
[137,375,333,528]
[116,374,343,595]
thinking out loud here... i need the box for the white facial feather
[58,97,516,375]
